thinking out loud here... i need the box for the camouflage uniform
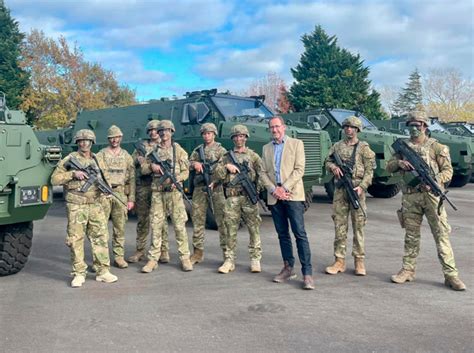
[189,141,227,254]
[97,144,135,260]
[387,136,459,278]
[142,140,191,263]
[326,139,375,259]
[51,151,111,277]
[215,145,264,264]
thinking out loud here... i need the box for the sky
[7,0,474,102]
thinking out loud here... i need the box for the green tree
[391,68,423,116]
[289,25,385,119]
[0,0,29,109]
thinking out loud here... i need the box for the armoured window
[307,114,329,129]
[182,102,210,124]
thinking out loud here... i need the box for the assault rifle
[392,139,457,213]
[64,156,128,208]
[332,151,366,218]
[198,145,214,213]
[149,150,192,207]
[134,141,148,157]
[227,150,268,212]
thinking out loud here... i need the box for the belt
[224,188,245,198]
[405,185,423,194]
[157,185,174,192]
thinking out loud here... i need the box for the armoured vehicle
[374,117,473,187]
[442,121,474,138]
[35,89,332,206]
[0,94,61,276]
[282,109,404,199]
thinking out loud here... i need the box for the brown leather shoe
[391,268,415,283]
[114,257,129,269]
[445,276,466,291]
[354,257,366,276]
[273,262,297,283]
[190,249,204,265]
[325,257,346,275]
[159,250,170,264]
[128,251,145,263]
[303,275,315,290]
[141,260,158,273]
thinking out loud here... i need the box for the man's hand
[127,201,135,211]
[353,186,363,197]
[137,156,145,164]
[151,163,164,175]
[398,160,414,171]
[331,166,343,179]
[272,186,291,200]
[226,163,240,174]
[193,161,204,174]
[73,170,88,180]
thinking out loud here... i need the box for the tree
[242,72,291,113]
[289,25,385,119]
[0,0,29,109]
[391,68,423,116]
[20,30,136,129]
[276,83,293,114]
[423,68,473,122]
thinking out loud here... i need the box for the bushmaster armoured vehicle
[374,117,473,187]
[0,94,61,276]
[282,109,404,199]
[36,89,332,207]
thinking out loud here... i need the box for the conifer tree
[391,68,423,116]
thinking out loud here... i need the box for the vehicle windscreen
[211,96,274,120]
[330,110,377,130]
[429,121,447,132]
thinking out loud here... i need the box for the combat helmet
[230,124,250,138]
[406,111,429,126]
[342,116,363,132]
[200,123,218,135]
[74,129,96,144]
[146,119,160,132]
[157,120,176,132]
[107,125,123,138]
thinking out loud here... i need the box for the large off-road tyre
[324,179,335,201]
[449,173,471,188]
[0,222,33,276]
[367,183,401,198]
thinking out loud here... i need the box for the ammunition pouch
[224,187,245,198]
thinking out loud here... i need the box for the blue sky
[7,0,474,102]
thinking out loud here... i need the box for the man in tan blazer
[260,116,314,290]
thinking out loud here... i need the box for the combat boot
[190,249,204,265]
[325,257,346,275]
[303,275,315,290]
[250,259,261,273]
[273,262,297,283]
[114,257,129,269]
[445,276,466,291]
[218,259,235,274]
[71,275,85,288]
[181,256,193,272]
[96,271,118,283]
[391,268,415,284]
[141,260,158,273]
[354,258,366,276]
[159,250,170,264]
[128,251,144,263]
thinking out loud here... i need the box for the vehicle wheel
[367,183,401,198]
[0,222,33,276]
[205,207,218,230]
[449,173,471,187]
[324,179,335,201]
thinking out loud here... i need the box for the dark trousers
[270,200,312,276]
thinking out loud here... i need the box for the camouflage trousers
[66,202,110,276]
[135,184,168,253]
[331,188,367,258]
[148,190,190,261]
[191,187,227,252]
[399,191,458,277]
[101,192,128,258]
[223,195,262,261]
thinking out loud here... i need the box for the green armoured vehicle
[373,117,473,187]
[282,108,404,199]
[0,94,61,276]
[441,121,474,138]
[36,89,332,206]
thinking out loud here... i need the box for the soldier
[51,129,118,288]
[128,120,170,265]
[325,116,375,276]
[214,124,263,274]
[97,125,135,269]
[141,120,193,273]
[387,111,466,291]
[189,123,227,264]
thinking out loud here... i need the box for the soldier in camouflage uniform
[51,129,118,288]
[189,123,227,264]
[141,120,193,273]
[128,120,170,265]
[97,125,135,269]
[387,111,466,291]
[214,124,264,274]
[325,116,375,276]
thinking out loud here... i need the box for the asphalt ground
[1,184,473,353]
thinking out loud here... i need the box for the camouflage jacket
[51,151,111,204]
[326,140,376,191]
[386,136,453,192]
[97,147,136,202]
[215,147,264,189]
[189,142,227,186]
[132,139,159,185]
[141,142,189,191]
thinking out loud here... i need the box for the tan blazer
[261,136,305,205]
